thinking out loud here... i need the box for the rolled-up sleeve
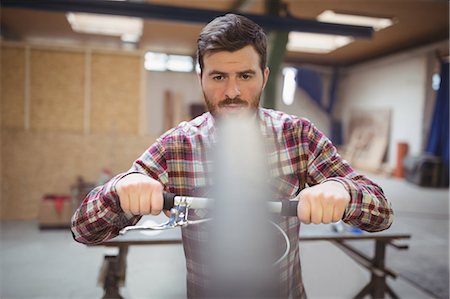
[302,119,393,232]
[71,139,169,244]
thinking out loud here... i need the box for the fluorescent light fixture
[66,12,143,43]
[144,52,194,72]
[287,32,354,53]
[121,34,140,43]
[282,67,297,106]
[317,10,394,31]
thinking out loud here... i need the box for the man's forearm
[71,174,140,244]
[329,176,393,232]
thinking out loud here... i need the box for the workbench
[92,222,410,299]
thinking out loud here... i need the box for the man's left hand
[297,181,350,224]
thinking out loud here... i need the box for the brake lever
[119,197,210,235]
[118,207,180,234]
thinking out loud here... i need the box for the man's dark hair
[197,14,268,76]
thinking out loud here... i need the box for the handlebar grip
[280,200,298,217]
[163,191,176,210]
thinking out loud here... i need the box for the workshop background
[1,0,449,298]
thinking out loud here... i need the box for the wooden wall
[1,43,152,220]
[30,49,85,132]
[1,46,25,129]
[91,53,141,134]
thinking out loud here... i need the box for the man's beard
[204,92,262,117]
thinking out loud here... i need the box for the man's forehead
[205,45,258,59]
[203,46,260,71]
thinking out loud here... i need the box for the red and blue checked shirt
[71,108,393,298]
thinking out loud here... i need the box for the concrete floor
[1,175,448,299]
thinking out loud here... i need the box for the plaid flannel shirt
[71,108,393,298]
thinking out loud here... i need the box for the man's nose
[224,78,241,99]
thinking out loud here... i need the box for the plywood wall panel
[1,128,153,220]
[91,53,140,135]
[1,46,25,129]
[1,44,147,220]
[30,49,85,132]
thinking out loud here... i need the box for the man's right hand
[115,173,164,215]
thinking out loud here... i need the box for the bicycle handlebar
[162,192,176,210]
[162,192,298,217]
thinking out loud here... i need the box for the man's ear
[262,67,270,90]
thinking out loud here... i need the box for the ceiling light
[121,34,140,43]
[287,32,354,53]
[317,10,394,31]
[66,12,143,42]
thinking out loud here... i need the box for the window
[144,51,193,72]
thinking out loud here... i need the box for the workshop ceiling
[1,0,449,67]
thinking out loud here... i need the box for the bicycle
[119,191,299,265]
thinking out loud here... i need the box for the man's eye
[241,74,252,80]
[213,75,224,81]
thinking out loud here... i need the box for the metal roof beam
[2,0,373,38]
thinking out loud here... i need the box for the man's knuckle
[332,215,342,222]
[311,218,320,225]
[154,183,163,191]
